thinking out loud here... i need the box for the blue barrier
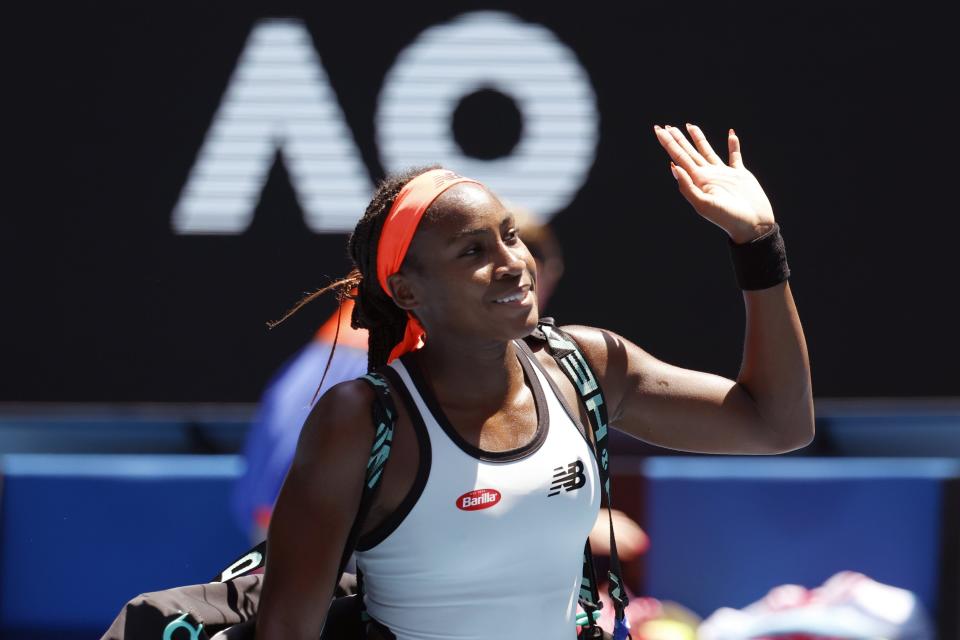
[0,454,248,637]
[640,457,960,623]
[0,409,251,455]
[3,453,958,637]
[820,413,960,457]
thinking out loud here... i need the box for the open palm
[654,124,775,243]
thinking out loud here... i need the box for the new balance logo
[548,459,585,496]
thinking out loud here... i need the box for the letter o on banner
[376,11,599,222]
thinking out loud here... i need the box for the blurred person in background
[233,298,369,542]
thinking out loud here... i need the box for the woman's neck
[411,335,526,409]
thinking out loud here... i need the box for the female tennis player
[255,124,814,639]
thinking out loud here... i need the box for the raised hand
[654,123,775,243]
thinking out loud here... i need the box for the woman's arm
[562,124,813,454]
[564,281,812,454]
[256,380,377,639]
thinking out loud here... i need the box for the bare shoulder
[555,324,663,424]
[556,324,619,358]
[270,377,380,545]
[260,377,383,637]
[290,378,379,477]
[557,324,653,377]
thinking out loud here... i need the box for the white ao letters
[172,13,598,234]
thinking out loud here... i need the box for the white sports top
[354,339,601,640]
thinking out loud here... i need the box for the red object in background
[254,506,273,532]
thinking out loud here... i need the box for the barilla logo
[456,488,501,511]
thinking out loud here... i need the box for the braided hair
[269,165,441,371]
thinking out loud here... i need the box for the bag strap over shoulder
[211,370,397,587]
[534,318,631,640]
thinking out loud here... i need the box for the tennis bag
[101,319,629,640]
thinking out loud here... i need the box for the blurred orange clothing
[313,299,369,350]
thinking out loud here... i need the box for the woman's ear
[386,272,420,311]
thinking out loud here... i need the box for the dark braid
[349,165,441,369]
[268,165,441,372]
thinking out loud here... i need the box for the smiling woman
[256,125,814,640]
[385,174,540,357]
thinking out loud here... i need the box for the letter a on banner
[172,19,372,234]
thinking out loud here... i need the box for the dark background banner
[7,2,955,401]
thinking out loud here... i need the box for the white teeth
[494,291,525,303]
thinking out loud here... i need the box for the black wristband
[728,223,790,290]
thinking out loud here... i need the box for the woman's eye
[505,228,519,242]
[461,245,481,257]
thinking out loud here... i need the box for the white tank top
[354,339,602,640]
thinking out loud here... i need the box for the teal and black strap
[354,370,396,625]
[539,319,631,640]
[211,370,397,594]
[578,538,603,633]
[361,371,396,494]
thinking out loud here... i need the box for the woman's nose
[493,242,526,279]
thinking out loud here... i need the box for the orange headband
[376,169,483,363]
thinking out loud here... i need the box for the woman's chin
[488,305,539,342]
[515,307,541,338]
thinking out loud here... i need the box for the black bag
[102,321,630,639]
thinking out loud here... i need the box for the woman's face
[390,183,540,344]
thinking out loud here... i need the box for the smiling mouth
[492,288,533,304]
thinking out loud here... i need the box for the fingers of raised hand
[727,129,744,168]
[685,123,723,165]
[670,162,711,208]
[667,125,708,167]
[666,125,708,167]
[654,125,702,175]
